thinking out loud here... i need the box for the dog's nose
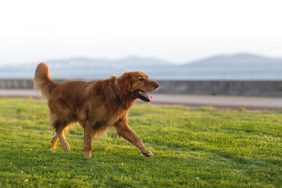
[154,82,159,89]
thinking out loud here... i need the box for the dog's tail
[34,62,57,98]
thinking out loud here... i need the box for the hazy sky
[1,0,282,64]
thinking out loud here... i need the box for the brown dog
[34,63,159,157]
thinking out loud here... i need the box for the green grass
[0,98,281,187]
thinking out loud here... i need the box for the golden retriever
[34,63,159,157]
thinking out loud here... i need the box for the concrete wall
[1,79,282,97]
[0,79,33,89]
[157,80,282,97]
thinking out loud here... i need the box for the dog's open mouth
[133,90,152,102]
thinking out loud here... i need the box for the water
[1,64,282,80]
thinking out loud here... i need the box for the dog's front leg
[115,118,153,157]
[83,124,94,157]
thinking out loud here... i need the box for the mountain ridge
[185,53,282,66]
[1,52,282,68]
[1,52,282,80]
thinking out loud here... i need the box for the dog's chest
[86,105,124,126]
[105,109,124,125]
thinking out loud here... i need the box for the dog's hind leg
[52,121,71,152]
[50,131,58,150]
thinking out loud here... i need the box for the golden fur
[34,62,159,157]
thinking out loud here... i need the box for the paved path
[152,94,282,110]
[1,89,282,110]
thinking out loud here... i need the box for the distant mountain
[177,53,282,80]
[0,56,174,79]
[46,56,173,69]
[1,53,282,80]
[185,53,282,66]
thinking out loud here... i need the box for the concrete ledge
[157,80,282,97]
[0,90,281,110]
[0,79,282,97]
[0,79,33,89]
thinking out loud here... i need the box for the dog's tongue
[138,90,152,102]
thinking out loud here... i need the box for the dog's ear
[116,73,131,99]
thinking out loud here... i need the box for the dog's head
[117,71,159,102]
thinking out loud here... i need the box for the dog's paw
[51,145,57,150]
[140,151,153,157]
[84,151,92,158]
[62,145,71,152]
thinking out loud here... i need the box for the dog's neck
[112,77,135,110]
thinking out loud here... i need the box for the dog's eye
[138,77,144,81]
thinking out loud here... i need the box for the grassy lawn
[0,98,281,187]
